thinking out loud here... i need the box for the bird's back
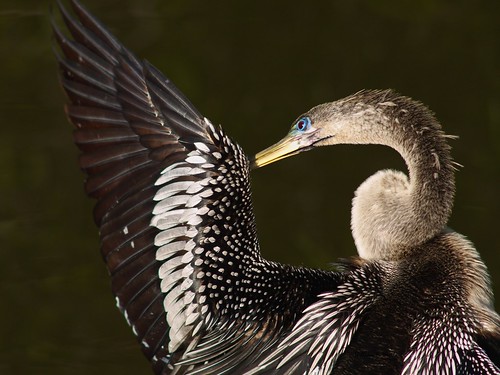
[252,231,500,374]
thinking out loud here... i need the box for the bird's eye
[295,116,311,132]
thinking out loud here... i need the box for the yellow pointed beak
[252,135,302,168]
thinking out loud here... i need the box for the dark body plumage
[53,1,500,374]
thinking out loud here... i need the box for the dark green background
[1,0,499,373]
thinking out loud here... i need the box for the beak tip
[251,136,300,170]
[249,156,258,170]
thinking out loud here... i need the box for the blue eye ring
[294,116,311,132]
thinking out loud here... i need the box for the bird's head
[252,103,349,169]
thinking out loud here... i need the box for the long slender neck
[395,103,455,240]
[320,92,456,259]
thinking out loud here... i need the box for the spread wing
[53,1,336,374]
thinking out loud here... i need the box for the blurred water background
[1,0,499,373]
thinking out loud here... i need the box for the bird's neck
[346,97,456,260]
[400,117,455,238]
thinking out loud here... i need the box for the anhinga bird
[53,1,500,374]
